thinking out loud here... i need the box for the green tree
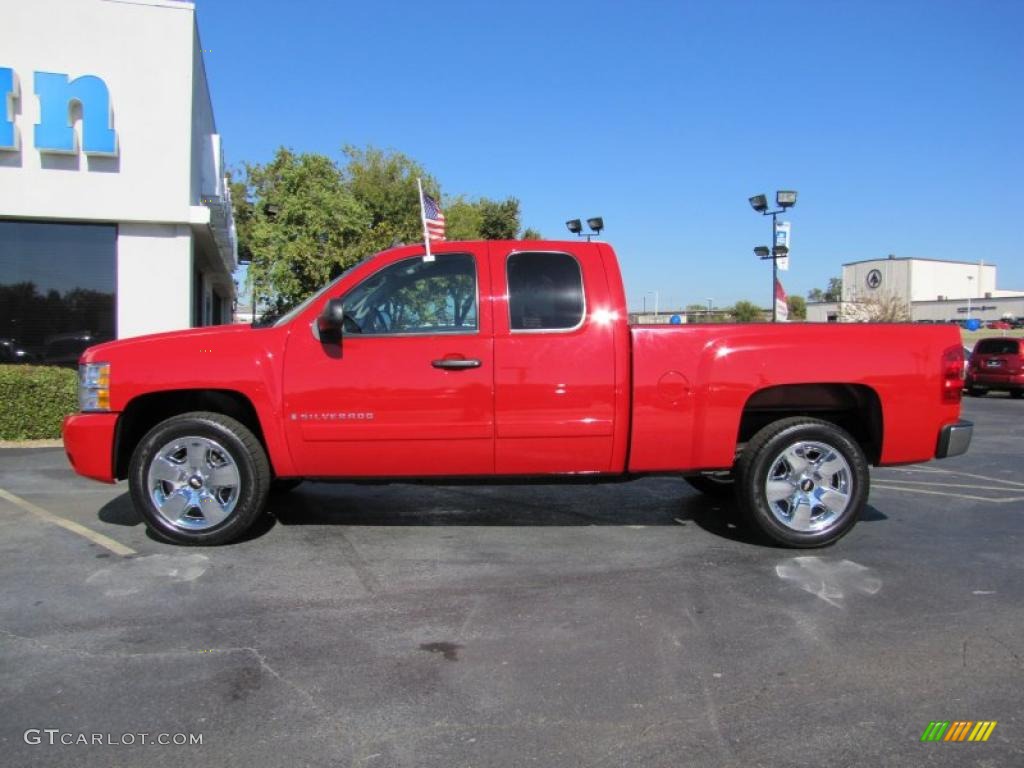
[444,197,485,241]
[231,144,537,314]
[478,197,520,239]
[521,227,543,240]
[807,277,843,303]
[730,300,764,323]
[342,145,439,254]
[825,277,843,302]
[239,148,368,313]
[444,196,525,240]
[786,295,807,320]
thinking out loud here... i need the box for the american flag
[423,193,446,241]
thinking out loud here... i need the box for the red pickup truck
[63,240,972,548]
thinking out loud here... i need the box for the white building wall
[909,261,996,301]
[843,258,1005,305]
[843,259,911,303]
[116,223,193,337]
[1,0,236,341]
[0,0,196,224]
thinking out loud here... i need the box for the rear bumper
[935,419,973,459]
[966,371,1024,389]
[62,412,119,483]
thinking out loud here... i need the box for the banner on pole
[775,221,791,271]
[775,277,789,322]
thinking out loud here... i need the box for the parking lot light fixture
[776,190,798,209]
[566,219,582,235]
[749,194,768,213]
[586,217,604,235]
[754,246,771,259]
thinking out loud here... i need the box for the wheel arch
[115,389,276,481]
[738,383,883,465]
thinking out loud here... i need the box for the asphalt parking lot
[1,396,1021,767]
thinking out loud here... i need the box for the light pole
[749,190,797,322]
[643,290,659,317]
[967,275,974,320]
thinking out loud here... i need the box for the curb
[0,439,64,449]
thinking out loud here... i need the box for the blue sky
[197,0,1023,311]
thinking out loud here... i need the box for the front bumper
[62,412,119,483]
[935,419,973,459]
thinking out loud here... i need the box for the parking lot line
[0,487,136,556]
[871,483,1024,504]
[875,467,1024,488]
[871,479,1020,491]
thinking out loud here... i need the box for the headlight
[78,363,111,412]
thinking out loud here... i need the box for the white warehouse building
[807,256,1024,323]
[0,0,235,365]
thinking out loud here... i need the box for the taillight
[942,345,963,404]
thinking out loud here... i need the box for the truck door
[281,247,494,477]
[489,244,619,474]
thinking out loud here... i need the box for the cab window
[507,252,584,331]
[340,253,477,335]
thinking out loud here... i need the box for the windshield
[263,260,367,328]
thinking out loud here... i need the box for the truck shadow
[97,477,888,547]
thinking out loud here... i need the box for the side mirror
[317,298,345,343]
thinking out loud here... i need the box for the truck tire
[684,472,735,498]
[735,417,868,548]
[128,411,271,546]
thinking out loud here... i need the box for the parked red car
[985,320,1011,330]
[966,337,1024,398]
[63,240,971,548]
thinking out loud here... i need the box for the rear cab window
[507,251,585,331]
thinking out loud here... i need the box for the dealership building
[806,256,1024,323]
[0,0,236,364]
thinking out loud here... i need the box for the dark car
[966,337,1024,398]
[0,338,36,364]
[42,332,99,368]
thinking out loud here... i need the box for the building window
[507,251,584,331]
[0,221,116,365]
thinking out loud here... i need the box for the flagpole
[417,177,434,262]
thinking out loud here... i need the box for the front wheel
[735,418,869,548]
[129,412,271,545]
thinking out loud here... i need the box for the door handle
[431,358,482,370]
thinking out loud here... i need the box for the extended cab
[63,241,972,547]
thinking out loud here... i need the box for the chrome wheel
[146,436,240,531]
[763,440,852,533]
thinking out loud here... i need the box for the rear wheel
[735,417,868,548]
[967,387,987,397]
[129,412,271,545]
